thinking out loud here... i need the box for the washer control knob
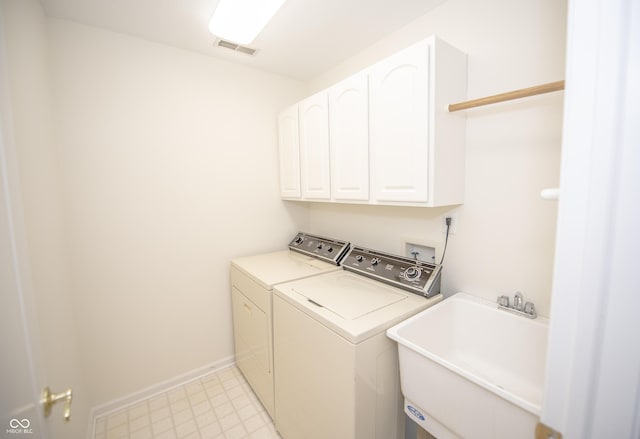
[371,257,381,266]
[403,266,422,280]
[317,243,324,250]
[355,255,364,262]
[294,236,304,245]
[327,247,333,253]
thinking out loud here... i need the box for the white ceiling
[39,0,446,81]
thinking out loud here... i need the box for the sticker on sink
[407,405,425,421]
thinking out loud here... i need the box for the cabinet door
[369,40,430,203]
[299,93,331,200]
[329,73,370,201]
[277,105,301,198]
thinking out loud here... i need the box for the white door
[369,39,430,203]
[277,105,301,198]
[299,92,331,200]
[0,11,76,435]
[0,129,50,438]
[540,0,640,437]
[0,8,51,433]
[329,73,370,201]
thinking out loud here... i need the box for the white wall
[304,0,566,317]
[0,0,90,437]
[47,20,307,406]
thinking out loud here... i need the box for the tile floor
[93,365,281,439]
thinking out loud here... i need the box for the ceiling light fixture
[208,0,287,45]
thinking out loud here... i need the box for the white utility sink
[387,292,549,439]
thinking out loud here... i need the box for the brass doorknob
[41,387,72,421]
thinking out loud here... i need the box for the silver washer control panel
[288,232,350,265]
[342,246,442,298]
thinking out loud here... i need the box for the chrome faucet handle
[513,291,524,311]
[497,295,510,307]
[524,302,537,318]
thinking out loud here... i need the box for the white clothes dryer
[230,232,349,418]
[273,246,443,439]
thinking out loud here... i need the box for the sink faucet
[497,291,537,319]
[513,291,523,311]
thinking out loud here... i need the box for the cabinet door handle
[243,302,252,313]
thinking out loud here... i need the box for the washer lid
[274,270,442,344]
[292,274,406,320]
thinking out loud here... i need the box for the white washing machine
[230,232,350,418]
[273,246,443,439]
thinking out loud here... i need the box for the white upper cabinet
[369,39,430,203]
[328,73,369,201]
[369,36,467,206]
[276,35,467,207]
[299,92,331,200]
[277,105,301,199]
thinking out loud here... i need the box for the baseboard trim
[86,355,235,439]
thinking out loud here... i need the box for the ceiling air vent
[215,38,258,56]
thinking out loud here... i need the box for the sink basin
[387,292,549,439]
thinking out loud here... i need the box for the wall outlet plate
[443,213,457,235]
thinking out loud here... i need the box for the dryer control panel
[288,232,350,265]
[342,246,442,298]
